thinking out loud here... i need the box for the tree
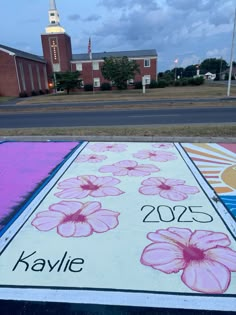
[183,65,199,78]
[54,71,81,94]
[200,58,228,77]
[101,56,140,90]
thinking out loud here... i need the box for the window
[144,59,150,67]
[51,21,56,24]
[50,13,55,16]
[93,78,100,87]
[92,62,99,70]
[76,63,83,71]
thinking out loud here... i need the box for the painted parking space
[0,141,83,235]
[182,143,236,219]
[0,142,235,311]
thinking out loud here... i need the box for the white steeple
[45,0,65,34]
[49,0,57,10]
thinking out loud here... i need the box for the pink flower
[152,143,174,149]
[88,143,128,152]
[133,150,177,162]
[139,177,199,201]
[55,175,124,199]
[75,154,107,163]
[141,227,236,294]
[99,160,160,176]
[31,201,120,237]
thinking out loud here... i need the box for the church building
[0,0,158,97]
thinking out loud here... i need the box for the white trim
[14,55,21,93]
[70,56,157,64]
[0,48,15,56]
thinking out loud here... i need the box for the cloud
[83,15,101,22]
[68,14,80,21]
[99,0,159,10]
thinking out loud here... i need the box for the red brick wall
[41,33,72,78]
[134,58,157,82]
[16,57,47,96]
[0,50,19,96]
[71,57,157,87]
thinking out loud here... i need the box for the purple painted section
[0,142,78,228]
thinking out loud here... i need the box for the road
[0,106,236,128]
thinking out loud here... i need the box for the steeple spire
[49,0,57,10]
[45,0,65,34]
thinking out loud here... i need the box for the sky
[0,0,235,71]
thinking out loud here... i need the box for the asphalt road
[0,106,236,128]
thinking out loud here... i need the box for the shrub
[84,84,93,91]
[100,82,111,91]
[191,77,205,85]
[149,80,158,88]
[181,79,188,86]
[174,80,181,86]
[19,92,28,98]
[134,81,143,89]
[45,89,49,94]
[31,90,38,96]
[39,90,45,95]
[157,80,168,88]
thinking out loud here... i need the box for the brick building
[0,45,48,97]
[0,0,157,96]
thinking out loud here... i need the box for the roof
[72,49,157,61]
[0,44,46,63]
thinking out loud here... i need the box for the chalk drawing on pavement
[182,143,236,219]
[0,142,235,311]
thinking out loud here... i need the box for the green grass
[1,125,236,137]
[0,96,15,103]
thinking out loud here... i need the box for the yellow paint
[221,165,236,189]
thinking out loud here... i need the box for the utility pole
[227,8,236,97]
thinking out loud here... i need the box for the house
[0,0,157,97]
[204,72,216,80]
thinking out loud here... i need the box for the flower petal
[55,188,89,199]
[139,186,161,195]
[31,211,64,231]
[74,222,92,237]
[80,201,101,216]
[147,228,191,246]
[91,187,124,197]
[181,259,231,293]
[141,177,166,186]
[190,230,231,250]
[206,247,236,271]
[160,189,187,201]
[99,165,119,174]
[57,222,76,237]
[87,210,119,232]
[116,160,137,168]
[173,185,200,194]
[50,201,83,215]
[141,242,185,273]
[95,176,120,186]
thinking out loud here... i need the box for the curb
[1,136,236,143]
